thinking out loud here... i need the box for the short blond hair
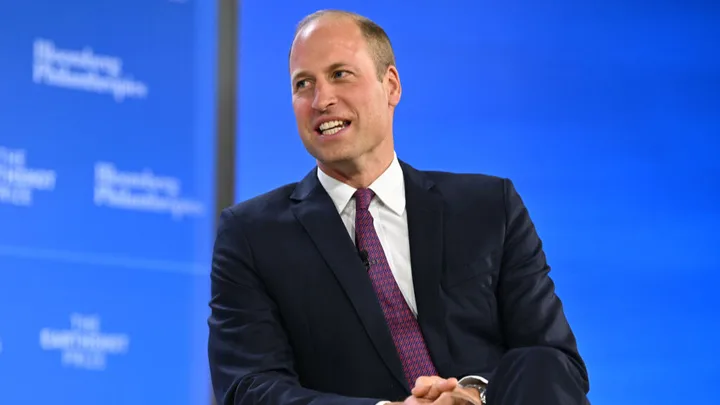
[291,10,396,81]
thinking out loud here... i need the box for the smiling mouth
[316,120,351,136]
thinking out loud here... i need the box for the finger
[431,392,457,405]
[448,390,481,405]
[412,377,444,397]
[411,384,432,397]
[404,394,433,404]
[435,391,477,405]
[434,378,457,393]
[415,376,442,389]
[442,378,458,389]
[425,378,458,400]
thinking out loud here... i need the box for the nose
[311,82,336,111]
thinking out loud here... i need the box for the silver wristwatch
[458,376,488,405]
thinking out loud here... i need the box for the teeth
[321,126,344,136]
[318,120,345,131]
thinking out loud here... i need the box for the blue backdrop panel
[0,258,200,404]
[0,1,217,404]
[236,1,719,404]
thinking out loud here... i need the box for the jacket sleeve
[496,179,590,393]
[208,208,384,405]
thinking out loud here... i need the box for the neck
[318,150,395,189]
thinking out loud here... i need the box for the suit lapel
[401,162,452,375]
[290,168,409,391]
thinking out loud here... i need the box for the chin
[314,148,358,165]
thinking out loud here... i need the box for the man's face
[289,17,400,167]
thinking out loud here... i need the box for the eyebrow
[291,62,351,83]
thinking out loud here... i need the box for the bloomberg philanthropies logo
[32,38,148,102]
[93,161,205,220]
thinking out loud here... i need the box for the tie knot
[354,188,375,211]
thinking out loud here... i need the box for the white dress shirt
[317,154,487,404]
[317,154,418,315]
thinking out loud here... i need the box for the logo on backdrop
[93,161,205,220]
[39,313,130,371]
[0,146,57,207]
[32,38,149,102]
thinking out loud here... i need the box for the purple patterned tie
[354,188,438,387]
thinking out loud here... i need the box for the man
[208,9,590,405]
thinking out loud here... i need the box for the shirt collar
[317,153,406,216]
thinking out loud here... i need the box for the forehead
[290,17,371,72]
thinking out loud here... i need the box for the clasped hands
[391,376,482,405]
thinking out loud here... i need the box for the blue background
[0,1,216,404]
[236,1,720,404]
[0,1,717,404]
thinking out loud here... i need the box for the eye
[332,70,350,79]
[295,79,309,90]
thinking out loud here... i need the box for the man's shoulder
[222,182,299,223]
[422,169,504,185]
[405,165,517,214]
[417,167,508,195]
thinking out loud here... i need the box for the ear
[384,66,402,107]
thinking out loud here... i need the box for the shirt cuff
[375,402,391,405]
[458,375,489,385]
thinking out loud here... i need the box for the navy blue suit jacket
[208,161,588,405]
